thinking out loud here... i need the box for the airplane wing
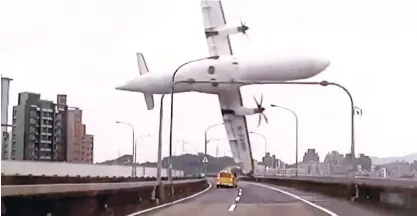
[201,0,233,56]
[218,88,254,175]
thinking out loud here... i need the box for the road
[135,179,414,216]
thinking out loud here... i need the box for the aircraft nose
[314,58,330,72]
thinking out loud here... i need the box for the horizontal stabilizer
[144,93,154,110]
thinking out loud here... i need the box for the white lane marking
[238,191,242,196]
[250,182,338,216]
[301,196,327,202]
[126,182,212,216]
[235,196,241,202]
[228,204,237,211]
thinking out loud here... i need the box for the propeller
[237,17,250,40]
[253,94,268,127]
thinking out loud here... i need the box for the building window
[30,110,37,117]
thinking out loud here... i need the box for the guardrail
[242,176,417,211]
[1,178,209,216]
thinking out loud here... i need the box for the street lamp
[204,123,224,157]
[116,121,136,177]
[134,133,151,164]
[249,131,267,172]
[270,104,299,176]
[249,131,267,157]
[171,80,360,164]
[203,123,224,176]
[168,56,219,201]
[319,81,362,162]
[155,94,168,202]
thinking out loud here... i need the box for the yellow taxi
[216,170,238,188]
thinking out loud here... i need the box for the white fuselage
[116,54,330,96]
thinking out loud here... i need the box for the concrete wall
[1,160,184,177]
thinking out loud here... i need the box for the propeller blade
[262,112,269,124]
[253,95,260,107]
[257,113,262,127]
[260,94,264,106]
[245,32,251,40]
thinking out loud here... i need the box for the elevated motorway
[138,179,408,216]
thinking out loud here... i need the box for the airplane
[115,0,330,175]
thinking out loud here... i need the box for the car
[216,171,238,188]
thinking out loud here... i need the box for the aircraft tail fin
[136,53,155,110]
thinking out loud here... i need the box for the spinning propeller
[253,94,268,127]
[237,18,250,40]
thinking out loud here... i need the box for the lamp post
[168,56,220,201]
[203,123,224,176]
[156,94,166,201]
[270,104,299,176]
[134,133,151,165]
[319,81,362,163]
[204,123,224,156]
[171,80,360,165]
[249,131,267,155]
[116,121,136,177]
[249,131,267,173]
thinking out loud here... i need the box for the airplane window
[208,66,215,74]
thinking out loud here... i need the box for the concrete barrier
[242,176,417,211]
[1,160,183,178]
[1,175,200,185]
[1,179,209,216]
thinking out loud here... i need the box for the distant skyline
[1,0,417,163]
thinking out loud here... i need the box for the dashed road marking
[250,182,339,216]
[228,187,242,212]
[228,204,237,211]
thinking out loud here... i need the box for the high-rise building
[324,151,344,165]
[10,92,68,161]
[1,76,13,160]
[67,107,94,163]
[302,149,320,163]
[261,152,283,168]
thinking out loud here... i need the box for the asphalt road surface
[136,179,414,216]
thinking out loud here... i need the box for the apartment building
[9,92,67,161]
[303,149,320,163]
[67,107,94,163]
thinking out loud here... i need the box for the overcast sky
[1,0,416,164]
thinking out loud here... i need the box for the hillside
[370,153,417,165]
[140,153,237,175]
